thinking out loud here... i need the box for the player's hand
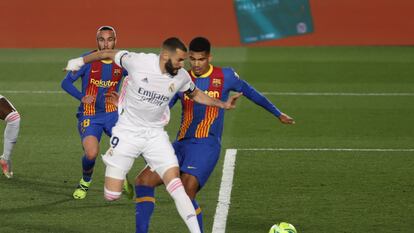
[278,113,295,124]
[81,95,95,104]
[222,92,243,110]
[105,91,119,106]
[63,57,85,72]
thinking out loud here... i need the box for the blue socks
[135,185,155,233]
[81,155,95,182]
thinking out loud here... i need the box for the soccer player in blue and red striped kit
[61,26,132,199]
[134,37,295,232]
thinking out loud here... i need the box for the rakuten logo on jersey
[90,79,119,88]
[137,87,170,106]
[184,90,220,101]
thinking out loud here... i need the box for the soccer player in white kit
[0,95,20,179]
[65,37,242,233]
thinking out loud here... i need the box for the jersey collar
[191,64,213,78]
[101,59,113,64]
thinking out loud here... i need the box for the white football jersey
[114,50,194,128]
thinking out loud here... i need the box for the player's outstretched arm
[83,50,119,63]
[236,79,295,124]
[189,88,242,110]
[64,50,120,72]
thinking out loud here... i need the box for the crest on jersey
[114,68,121,76]
[168,83,175,93]
[212,78,222,87]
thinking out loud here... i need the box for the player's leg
[134,166,163,233]
[102,126,141,201]
[0,97,20,178]
[82,135,100,181]
[134,140,184,233]
[143,130,200,233]
[181,173,203,232]
[161,167,200,233]
[103,174,124,201]
[103,111,134,199]
[73,116,103,199]
[179,141,222,233]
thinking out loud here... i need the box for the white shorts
[102,124,178,179]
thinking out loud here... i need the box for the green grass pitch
[0,47,413,232]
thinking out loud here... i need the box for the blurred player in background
[64,37,242,233]
[61,25,132,199]
[133,37,295,233]
[0,95,21,179]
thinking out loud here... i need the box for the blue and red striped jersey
[170,65,281,144]
[61,51,127,116]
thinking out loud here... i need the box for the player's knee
[135,175,151,186]
[84,147,98,159]
[104,187,122,201]
[103,166,125,202]
[135,176,160,187]
[82,136,99,159]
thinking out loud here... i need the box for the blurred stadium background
[0,0,413,232]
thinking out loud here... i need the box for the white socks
[166,178,201,233]
[2,111,20,161]
[104,187,122,201]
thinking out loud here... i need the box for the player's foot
[73,178,91,199]
[0,158,13,179]
[122,178,134,200]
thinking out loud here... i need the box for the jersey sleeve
[60,67,86,101]
[224,68,243,91]
[225,68,282,118]
[178,70,196,94]
[114,50,131,70]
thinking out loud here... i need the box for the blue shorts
[77,112,118,142]
[173,139,221,189]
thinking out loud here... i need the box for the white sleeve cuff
[114,50,129,68]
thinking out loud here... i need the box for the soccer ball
[268,222,297,233]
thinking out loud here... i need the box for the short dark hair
[162,37,187,52]
[189,37,211,53]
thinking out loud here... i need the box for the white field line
[212,147,413,233]
[1,90,414,96]
[0,90,65,94]
[212,149,237,233]
[237,148,414,152]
